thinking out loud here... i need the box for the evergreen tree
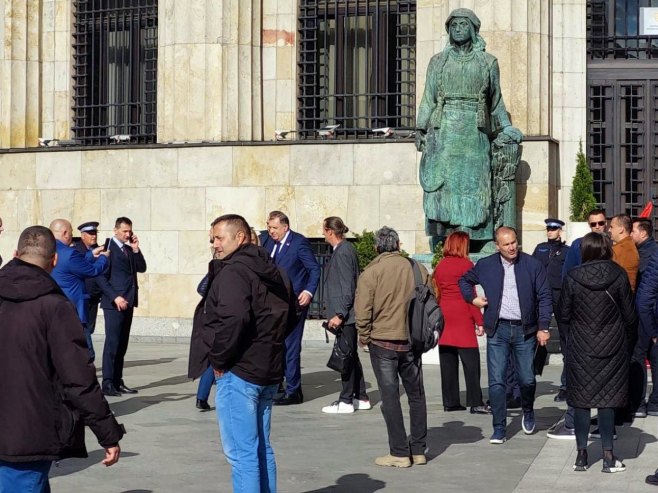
[569,141,597,221]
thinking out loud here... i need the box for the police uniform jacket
[532,239,570,292]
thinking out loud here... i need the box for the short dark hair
[374,226,400,253]
[212,214,251,238]
[268,210,289,226]
[581,232,613,263]
[612,213,632,233]
[587,208,606,221]
[115,216,133,228]
[323,216,349,238]
[633,218,653,237]
[16,226,56,266]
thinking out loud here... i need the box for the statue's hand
[502,126,523,144]
[415,130,427,152]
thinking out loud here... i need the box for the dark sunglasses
[589,220,606,227]
[546,226,560,231]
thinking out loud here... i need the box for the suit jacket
[51,240,107,324]
[97,239,147,310]
[324,240,359,325]
[261,230,320,296]
[74,241,103,299]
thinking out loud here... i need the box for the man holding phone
[97,217,147,397]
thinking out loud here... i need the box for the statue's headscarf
[445,8,486,52]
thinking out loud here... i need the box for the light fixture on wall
[274,130,296,141]
[316,124,340,139]
[372,127,394,138]
[38,138,56,147]
[110,134,132,144]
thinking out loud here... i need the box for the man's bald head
[16,226,58,271]
[49,219,73,246]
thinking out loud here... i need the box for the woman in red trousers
[433,232,490,414]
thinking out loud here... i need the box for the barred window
[73,0,158,145]
[298,0,416,139]
[588,0,658,60]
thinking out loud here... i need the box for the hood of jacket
[0,258,62,302]
[211,244,284,288]
[567,259,623,291]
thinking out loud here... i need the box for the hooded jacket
[189,244,295,386]
[0,258,124,462]
[559,260,637,408]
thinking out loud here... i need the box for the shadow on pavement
[135,374,190,391]
[51,450,139,477]
[427,420,484,459]
[302,473,386,492]
[124,358,177,369]
[109,392,193,418]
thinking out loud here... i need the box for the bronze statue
[416,8,522,251]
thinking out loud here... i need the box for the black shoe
[444,405,466,412]
[554,389,567,402]
[470,405,492,415]
[602,456,625,473]
[196,399,211,411]
[635,403,648,418]
[646,469,658,485]
[573,449,588,471]
[102,384,122,397]
[506,397,521,409]
[273,390,303,406]
[118,382,138,394]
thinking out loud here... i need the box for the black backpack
[406,258,444,354]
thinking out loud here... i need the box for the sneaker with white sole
[602,457,625,473]
[353,398,372,410]
[321,400,354,414]
[547,421,575,440]
[522,410,536,434]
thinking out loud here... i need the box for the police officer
[533,218,570,403]
[75,221,103,360]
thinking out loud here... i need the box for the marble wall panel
[0,191,20,230]
[206,186,266,228]
[290,144,354,186]
[128,148,179,188]
[233,145,290,186]
[138,230,179,275]
[36,151,81,189]
[72,189,102,228]
[178,146,234,187]
[380,185,425,231]
[38,189,76,222]
[146,273,204,318]
[353,143,417,185]
[0,152,36,190]
[151,188,207,231]
[178,230,213,275]
[264,186,297,227]
[100,188,152,231]
[293,186,349,237]
[346,186,380,234]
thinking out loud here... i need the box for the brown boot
[374,454,412,468]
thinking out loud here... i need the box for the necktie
[272,242,281,262]
[121,244,128,256]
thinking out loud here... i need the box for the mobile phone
[128,232,134,243]
[103,238,111,251]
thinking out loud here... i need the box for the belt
[499,318,523,326]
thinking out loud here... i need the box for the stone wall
[0,139,553,338]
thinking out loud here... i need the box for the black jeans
[574,407,615,451]
[630,333,658,411]
[439,346,483,407]
[337,324,367,404]
[369,344,427,457]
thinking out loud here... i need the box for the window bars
[298,0,417,139]
[73,0,158,145]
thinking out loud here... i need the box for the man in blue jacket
[262,211,320,405]
[50,219,109,361]
[459,227,552,444]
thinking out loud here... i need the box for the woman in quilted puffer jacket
[560,232,637,474]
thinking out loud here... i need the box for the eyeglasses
[546,226,560,231]
[589,221,606,227]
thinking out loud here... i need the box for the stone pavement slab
[49,343,658,493]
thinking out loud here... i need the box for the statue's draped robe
[417,47,512,241]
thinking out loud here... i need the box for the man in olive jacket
[355,226,431,469]
[0,226,123,492]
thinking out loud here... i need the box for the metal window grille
[587,0,658,60]
[298,0,416,140]
[73,0,158,145]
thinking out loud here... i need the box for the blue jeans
[215,371,278,493]
[197,365,215,401]
[487,321,537,432]
[0,460,51,493]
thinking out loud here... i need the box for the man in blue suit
[262,211,320,405]
[50,219,108,361]
[97,217,147,397]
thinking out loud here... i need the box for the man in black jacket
[204,214,293,493]
[0,226,123,492]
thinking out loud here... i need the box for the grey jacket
[324,240,359,325]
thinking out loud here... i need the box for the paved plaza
[50,342,658,493]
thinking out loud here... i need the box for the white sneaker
[353,398,372,410]
[322,400,354,414]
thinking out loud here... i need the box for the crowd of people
[2,208,658,492]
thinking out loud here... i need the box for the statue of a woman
[416,8,522,250]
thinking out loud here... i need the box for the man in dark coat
[637,249,658,416]
[0,226,123,492]
[196,214,293,492]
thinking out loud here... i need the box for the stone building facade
[0,0,593,338]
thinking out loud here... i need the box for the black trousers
[102,307,134,387]
[630,333,658,411]
[369,344,427,457]
[87,297,100,334]
[336,324,367,404]
[439,345,483,407]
